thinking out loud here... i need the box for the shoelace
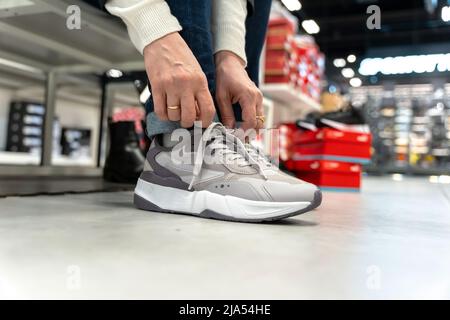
[244,143,273,169]
[224,128,274,169]
[188,123,267,190]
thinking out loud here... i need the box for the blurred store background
[0,0,449,194]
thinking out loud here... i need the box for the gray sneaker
[243,140,322,206]
[134,122,322,222]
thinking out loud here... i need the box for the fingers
[180,94,196,128]
[166,92,181,122]
[153,88,168,121]
[239,93,257,131]
[216,90,236,129]
[196,88,215,128]
[153,69,213,128]
[255,90,265,131]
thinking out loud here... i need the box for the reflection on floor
[0,176,449,299]
[0,177,133,197]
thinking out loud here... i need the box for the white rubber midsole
[134,178,311,220]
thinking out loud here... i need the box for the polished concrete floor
[0,176,449,299]
[0,177,133,197]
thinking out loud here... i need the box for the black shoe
[103,121,145,183]
[321,107,366,125]
[297,107,366,130]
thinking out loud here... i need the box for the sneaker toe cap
[263,181,320,203]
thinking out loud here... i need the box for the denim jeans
[145,0,272,137]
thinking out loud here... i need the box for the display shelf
[0,1,144,174]
[0,151,95,167]
[0,151,40,166]
[0,0,143,74]
[260,83,322,117]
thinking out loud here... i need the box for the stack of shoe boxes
[6,101,45,153]
[264,18,324,102]
[280,123,372,191]
[292,36,324,101]
[264,17,296,84]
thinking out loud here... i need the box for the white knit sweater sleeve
[105,0,182,54]
[105,0,248,63]
[211,0,248,66]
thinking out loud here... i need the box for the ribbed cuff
[110,1,182,54]
[212,24,247,67]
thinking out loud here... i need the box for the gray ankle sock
[162,133,179,148]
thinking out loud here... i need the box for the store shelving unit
[0,152,95,167]
[260,83,322,118]
[258,2,323,123]
[0,0,144,176]
[351,84,450,175]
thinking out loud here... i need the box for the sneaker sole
[133,178,322,223]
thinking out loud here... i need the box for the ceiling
[290,0,450,59]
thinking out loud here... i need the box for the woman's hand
[215,51,264,131]
[144,32,215,128]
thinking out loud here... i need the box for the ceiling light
[106,69,123,78]
[341,68,355,78]
[301,20,320,34]
[347,54,357,63]
[442,6,450,22]
[359,54,450,75]
[281,0,302,11]
[349,77,362,87]
[333,58,346,68]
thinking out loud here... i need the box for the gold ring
[256,115,265,124]
[168,105,180,110]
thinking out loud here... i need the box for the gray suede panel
[146,141,177,178]
[142,138,192,191]
[140,171,191,191]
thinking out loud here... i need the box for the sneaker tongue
[205,128,257,174]
[246,143,274,169]
[210,132,259,174]
[171,125,257,174]
[171,127,224,152]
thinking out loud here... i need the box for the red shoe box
[264,19,324,101]
[283,159,296,171]
[294,160,362,189]
[265,50,291,81]
[292,128,372,162]
[266,35,292,50]
[265,74,297,85]
[265,60,289,75]
[268,17,296,35]
[266,19,295,50]
[265,50,289,68]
